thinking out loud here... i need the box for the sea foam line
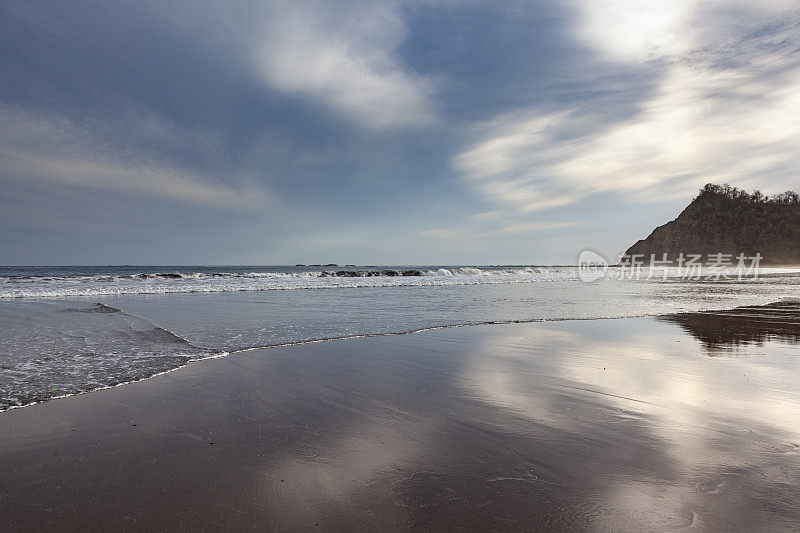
[5,299,773,414]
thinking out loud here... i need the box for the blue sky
[2,0,799,265]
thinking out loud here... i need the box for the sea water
[2,265,799,410]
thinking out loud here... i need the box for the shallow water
[2,265,800,410]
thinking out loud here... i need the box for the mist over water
[1,265,800,410]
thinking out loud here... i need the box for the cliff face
[624,184,800,264]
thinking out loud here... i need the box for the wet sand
[2,304,800,531]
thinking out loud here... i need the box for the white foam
[0,268,580,298]
[0,301,217,411]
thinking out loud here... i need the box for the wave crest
[0,267,577,298]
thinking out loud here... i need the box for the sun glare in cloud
[577,0,694,61]
[455,1,800,214]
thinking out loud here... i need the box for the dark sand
[2,304,800,531]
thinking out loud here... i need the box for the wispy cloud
[253,1,435,130]
[420,221,575,240]
[454,1,800,213]
[479,221,576,237]
[0,106,269,208]
[418,228,464,240]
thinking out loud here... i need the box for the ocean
[2,264,799,411]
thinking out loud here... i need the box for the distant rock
[317,268,425,277]
[624,184,800,264]
[334,270,360,277]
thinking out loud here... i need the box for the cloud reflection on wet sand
[1,308,799,530]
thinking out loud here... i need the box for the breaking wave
[0,267,577,298]
[0,301,217,411]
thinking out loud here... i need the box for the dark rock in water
[66,303,123,314]
[92,303,122,313]
[625,183,800,264]
[309,264,322,267]
[155,273,182,279]
[295,264,306,267]
[319,268,419,277]
[334,270,361,277]
[323,264,339,267]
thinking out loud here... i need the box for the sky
[1,0,799,265]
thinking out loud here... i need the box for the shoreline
[2,305,800,530]
[3,298,798,413]
[0,310,732,414]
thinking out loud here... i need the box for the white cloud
[453,111,586,212]
[0,106,269,208]
[480,221,577,237]
[454,1,800,213]
[253,1,435,130]
[576,0,694,61]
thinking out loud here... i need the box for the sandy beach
[2,304,800,531]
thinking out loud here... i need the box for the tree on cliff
[624,184,800,264]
